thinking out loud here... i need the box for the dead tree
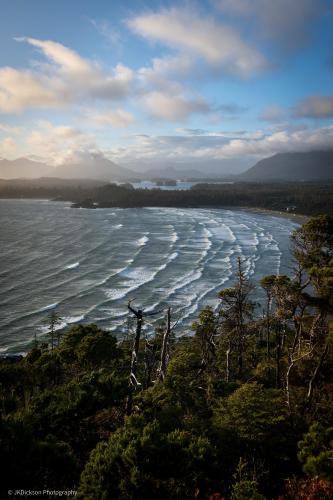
[157,308,171,382]
[307,343,329,406]
[286,344,314,412]
[226,341,231,383]
[127,301,144,390]
[126,300,162,414]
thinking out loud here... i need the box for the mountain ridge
[0,155,137,181]
[240,150,333,181]
[2,150,333,182]
[0,157,51,179]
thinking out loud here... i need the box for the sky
[0,0,333,173]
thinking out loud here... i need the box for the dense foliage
[1,179,333,216]
[0,216,332,499]
[86,182,333,216]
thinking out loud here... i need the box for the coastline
[70,201,309,224]
[236,206,309,224]
[0,197,310,224]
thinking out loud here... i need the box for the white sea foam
[157,231,178,242]
[66,315,85,324]
[105,253,186,304]
[136,235,149,246]
[169,251,178,261]
[38,302,59,312]
[211,224,236,242]
[180,289,213,322]
[166,269,203,298]
[66,262,80,269]
[105,266,157,301]
[38,320,67,334]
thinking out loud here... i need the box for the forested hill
[1,216,333,498]
[1,179,333,216]
[72,182,333,216]
[240,151,333,181]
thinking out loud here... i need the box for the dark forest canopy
[0,216,332,499]
[0,178,333,216]
[74,182,333,216]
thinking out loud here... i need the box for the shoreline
[0,202,307,354]
[0,197,309,224]
[235,206,308,224]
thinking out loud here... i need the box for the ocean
[0,199,299,353]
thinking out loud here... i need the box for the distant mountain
[241,151,333,181]
[0,157,51,179]
[0,155,137,181]
[50,154,136,181]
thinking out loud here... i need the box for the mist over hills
[142,165,218,180]
[1,150,333,183]
[0,155,136,181]
[128,159,249,178]
[0,156,236,181]
[50,155,136,181]
[240,151,333,181]
[0,158,51,179]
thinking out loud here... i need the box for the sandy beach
[237,207,309,225]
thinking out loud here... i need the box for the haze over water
[0,200,298,353]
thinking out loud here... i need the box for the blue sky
[0,0,333,172]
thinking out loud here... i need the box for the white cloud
[23,38,134,100]
[142,91,211,121]
[86,109,135,127]
[0,38,134,113]
[138,54,195,88]
[208,124,333,159]
[0,67,63,113]
[107,131,242,165]
[26,121,97,165]
[16,37,92,76]
[137,55,207,121]
[13,120,333,169]
[0,33,256,123]
[0,36,219,124]
[53,149,108,167]
[293,95,333,119]
[0,137,17,157]
[128,6,268,78]
[0,123,22,134]
[107,124,333,166]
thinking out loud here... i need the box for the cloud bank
[128,6,268,78]
[0,38,134,113]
